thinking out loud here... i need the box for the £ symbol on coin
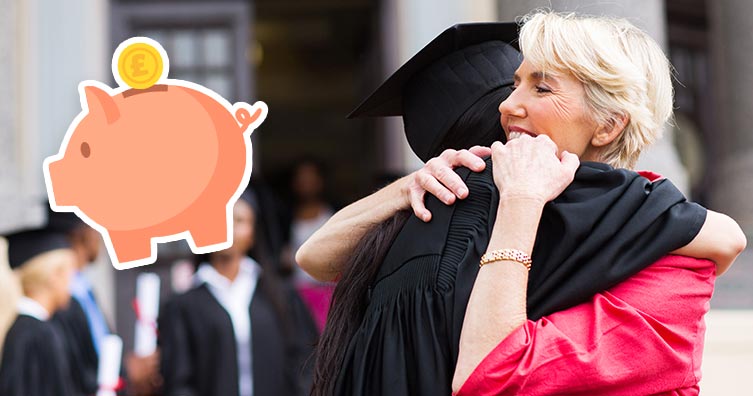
[130,54,148,77]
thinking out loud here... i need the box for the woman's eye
[535,85,552,93]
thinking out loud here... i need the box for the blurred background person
[50,209,162,396]
[283,158,336,331]
[50,210,110,396]
[158,189,317,396]
[0,227,77,396]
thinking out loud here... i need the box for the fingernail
[458,187,468,197]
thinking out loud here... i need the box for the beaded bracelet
[479,248,532,270]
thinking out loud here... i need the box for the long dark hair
[310,209,411,395]
[310,85,511,395]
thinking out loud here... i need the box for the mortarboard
[4,202,78,269]
[5,229,72,269]
[348,23,522,162]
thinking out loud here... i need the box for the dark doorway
[253,0,382,206]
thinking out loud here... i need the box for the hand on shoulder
[404,146,491,221]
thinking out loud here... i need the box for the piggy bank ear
[83,85,120,124]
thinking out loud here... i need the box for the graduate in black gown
[47,210,162,396]
[307,23,707,395]
[159,190,318,396]
[0,228,78,396]
[47,210,107,396]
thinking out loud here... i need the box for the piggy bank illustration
[44,37,267,269]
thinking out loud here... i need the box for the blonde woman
[0,229,77,396]
[302,12,745,396]
[449,12,746,394]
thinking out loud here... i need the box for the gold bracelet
[479,248,532,270]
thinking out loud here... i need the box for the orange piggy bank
[44,81,267,269]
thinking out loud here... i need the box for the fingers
[534,134,558,155]
[428,155,470,198]
[560,150,580,176]
[468,145,492,159]
[414,147,490,213]
[418,170,457,204]
[409,186,431,222]
[454,149,487,172]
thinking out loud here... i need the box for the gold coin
[117,42,164,89]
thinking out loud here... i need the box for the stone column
[497,0,690,195]
[0,0,47,234]
[0,0,111,235]
[0,0,116,321]
[707,0,753,235]
[703,0,753,311]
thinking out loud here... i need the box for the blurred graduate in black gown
[49,210,162,396]
[159,189,318,396]
[48,210,108,396]
[0,226,77,396]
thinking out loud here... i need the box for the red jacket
[456,254,715,395]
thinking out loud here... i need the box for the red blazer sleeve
[456,255,716,396]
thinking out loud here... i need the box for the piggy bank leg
[189,212,229,249]
[109,231,153,263]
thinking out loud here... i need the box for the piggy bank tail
[235,102,266,132]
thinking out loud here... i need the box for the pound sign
[131,54,148,77]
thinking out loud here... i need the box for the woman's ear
[592,113,629,147]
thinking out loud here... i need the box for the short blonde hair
[15,249,75,297]
[518,11,674,169]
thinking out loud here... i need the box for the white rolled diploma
[97,334,123,396]
[134,272,160,356]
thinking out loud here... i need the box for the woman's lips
[507,126,537,140]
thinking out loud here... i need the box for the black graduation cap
[348,22,522,162]
[5,229,72,269]
[4,203,80,269]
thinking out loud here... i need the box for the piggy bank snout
[47,159,75,207]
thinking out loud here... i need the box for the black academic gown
[159,274,318,396]
[52,298,100,396]
[334,158,706,395]
[0,314,76,396]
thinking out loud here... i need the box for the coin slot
[81,142,91,158]
[122,84,169,97]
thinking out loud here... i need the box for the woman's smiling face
[498,59,603,160]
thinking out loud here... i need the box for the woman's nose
[498,88,526,119]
